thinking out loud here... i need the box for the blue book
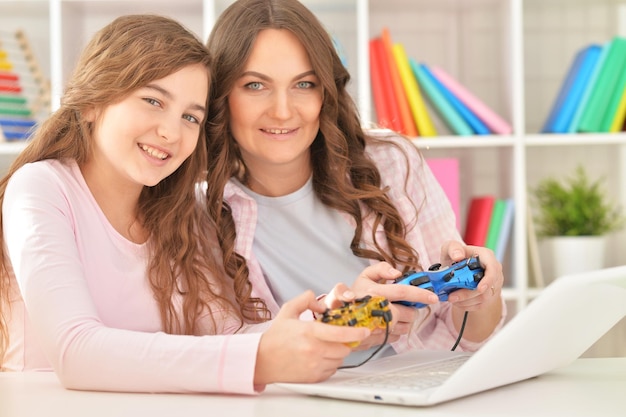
[568,42,610,133]
[421,64,490,135]
[542,44,602,133]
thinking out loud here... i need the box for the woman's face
[227,29,323,177]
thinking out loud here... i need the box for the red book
[0,72,19,82]
[369,38,394,130]
[381,28,417,136]
[371,37,403,132]
[0,84,21,93]
[463,196,495,246]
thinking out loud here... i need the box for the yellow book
[609,83,626,132]
[392,43,437,136]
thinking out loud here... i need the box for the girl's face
[227,29,323,178]
[86,63,208,191]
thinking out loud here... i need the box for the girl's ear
[83,107,98,123]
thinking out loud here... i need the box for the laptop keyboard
[345,355,470,391]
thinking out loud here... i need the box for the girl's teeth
[141,144,168,160]
[267,129,289,134]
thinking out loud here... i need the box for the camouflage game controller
[394,256,485,308]
[317,295,393,347]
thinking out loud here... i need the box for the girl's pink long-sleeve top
[2,159,266,394]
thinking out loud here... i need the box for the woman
[0,14,372,393]
[205,0,506,357]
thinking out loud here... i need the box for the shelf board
[524,133,626,146]
[0,141,28,155]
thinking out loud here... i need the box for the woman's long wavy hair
[0,14,246,363]
[205,0,421,317]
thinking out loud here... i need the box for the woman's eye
[296,81,315,89]
[183,114,200,124]
[245,82,263,90]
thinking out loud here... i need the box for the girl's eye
[144,97,161,107]
[245,82,263,90]
[183,114,200,124]
[296,81,315,89]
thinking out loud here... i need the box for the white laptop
[277,265,626,406]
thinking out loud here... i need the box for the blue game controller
[393,256,485,308]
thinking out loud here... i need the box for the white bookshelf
[2,0,626,323]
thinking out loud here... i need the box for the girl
[0,14,372,393]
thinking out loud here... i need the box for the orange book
[381,28,418,136]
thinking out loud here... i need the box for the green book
[578,36,626,133]
[600,52,626,131]
[485,199,507,252]
[0,107,31,116]
[0,95,27,105]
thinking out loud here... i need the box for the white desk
[1,358,624,417]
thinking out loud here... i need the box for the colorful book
[421,64,490,135]
[412,62,474,136]
[494,199,514,262]
[567,41,610,133]
[391,43,436,136]
[577,37,626,133]
[463,196,495,246]
[430,66,512,135]
[542,44,602,133]
[609,83,626,132]
[368,38,394,130]
[485,199,507,252]
[372,38,403,133]
[601,45,626,132]
[381,28,417,136]
[426,158,460,231]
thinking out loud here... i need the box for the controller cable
[451,310,468,351]
[338,318,390,370]
[336,308,468,369]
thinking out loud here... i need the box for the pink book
[431,66,512,135]
[426,158,460,231]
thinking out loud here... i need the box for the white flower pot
[548,235,607,279]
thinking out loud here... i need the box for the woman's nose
[267,90,293,120]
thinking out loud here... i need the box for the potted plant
[530,165,626,279]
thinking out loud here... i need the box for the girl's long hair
[205,0,420,319]
[0,14,246,364]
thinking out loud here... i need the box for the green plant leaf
[530,165,626,236]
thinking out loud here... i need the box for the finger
[440,240,466,265]
[313,321,371,344]
[276,290,319,319]
[324,283,356,309]
[357,261,402,284]
[374,282,439,305]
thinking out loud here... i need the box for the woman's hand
[254,290,370,385]
[439,240,505,342]
[333,262,439,349]
[439,241,504,311]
